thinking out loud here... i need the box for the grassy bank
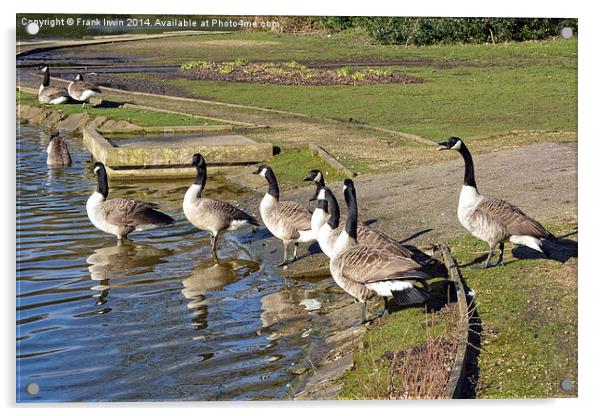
[339,221,577,399]
[16,91,222,127]
[88,31,577,139]
[449,222,577,398]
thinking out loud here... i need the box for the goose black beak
[303,175,313,182]
[252,167,261,175]
[437,141,451,151]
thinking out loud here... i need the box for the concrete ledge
[84,126,273,178]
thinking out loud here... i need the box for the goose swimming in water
[86,162,175,239]
[46,132,71,165]
[183,154,259,260]
[254,165,314,266]
[330,179,430,324]
[438,136,557,269]
[38,66,70,105]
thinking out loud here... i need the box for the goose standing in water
[330,179,430,324]
[438,136,557,269]
[183,154,259,260]
[37,66,70,105]
[86,162,174,240]
[68,73,101,104]
[46,132,71,165]
[253,165,313,266]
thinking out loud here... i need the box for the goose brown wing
[42,86,69,99]
[104,198,174,226]
[357,226,414,258]
[203,199,259,226]
[475,197,552,238]
[273,201,312,231]
[339,245,428,285]
[78,81,101,92]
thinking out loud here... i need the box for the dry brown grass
[353,306,465,400]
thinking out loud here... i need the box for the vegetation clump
[180,60,417,86]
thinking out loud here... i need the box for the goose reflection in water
[181,258,260,329]
[86,242,173,306]
[260,285,322,338]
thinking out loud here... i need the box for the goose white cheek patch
[451,140,462,150]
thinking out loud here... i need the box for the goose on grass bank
[68,73,101,103]
[330,179,430,324]
[86,162,174,240]
[38,66,70,105]
[254,165,314,267]
[46,132,71,165]
[438,136,557,269]
[183,154,259,260]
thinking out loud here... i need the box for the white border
[3,1,598,415]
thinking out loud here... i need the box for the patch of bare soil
[181,61,422,86]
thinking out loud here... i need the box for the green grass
[448,222,577,398]
[16,91,223,127]
[78,30,577,67]
[264,147,352,189]
[97,31,576,139]
[338,221,577,399]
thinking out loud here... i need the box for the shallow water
[16,124,326,402]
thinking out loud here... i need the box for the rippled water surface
[16,125,325,402]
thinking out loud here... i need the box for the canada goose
[68,73,101,103]
[304,169,326,202]
[38,66,70,105]
[87,162,175,239]
[330,179,430,324]
[438,136,557,269]
[253,165,313,266]
[183,154,259,260]
[46,132,71,165]
[316,185,415,259]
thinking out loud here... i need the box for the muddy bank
[179,61,422,86]
[17,103,139,135]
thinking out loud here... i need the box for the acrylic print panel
[16,14,577,401]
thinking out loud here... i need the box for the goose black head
[92,162,109,197]
[39,66,49,72]
[305,169,325,201]
[75,73,84,81]
[192,153,206,167]
[342,178,355,192]
[438,136,464,151]
[252,165,272,178]
[304,169,324,184]
[93,161,106,176]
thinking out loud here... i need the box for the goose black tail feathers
[392,285,430,307]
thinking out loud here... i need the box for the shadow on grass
[460,231,578,268]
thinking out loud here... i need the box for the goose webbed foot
[470,246,494,269]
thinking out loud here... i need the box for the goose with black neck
[438,136,557,269]
[329,179,431,324]
[86,162,175,240]
[184,154,259,260]
[253,165,313,267]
